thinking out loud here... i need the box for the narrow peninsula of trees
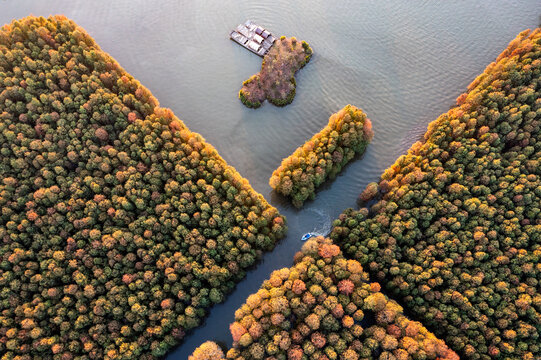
[0,16,286,359]
[270,105,373,207]
[239,36,312,108]
[331,29,541,359]
[190,237,458,360]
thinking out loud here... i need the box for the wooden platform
[229,20,276,57]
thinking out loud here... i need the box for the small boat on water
[301,233,316,241]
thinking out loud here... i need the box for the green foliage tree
[331,28,541,360]
[191,237,458,360]
[0,15,286,360]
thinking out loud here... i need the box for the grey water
[1,0,539,358]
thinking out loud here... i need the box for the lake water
[1,0,539,358]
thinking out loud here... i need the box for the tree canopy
[331,29,541,359]
[0,16,286,360]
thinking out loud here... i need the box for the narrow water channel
[1,1,539,358]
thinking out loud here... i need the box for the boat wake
[301,208,332,241]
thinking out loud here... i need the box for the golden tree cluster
[331,29,541,359]
[270,105,373,207]
[0,16,286,359]
[191,237,458,360]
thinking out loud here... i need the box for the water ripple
[0,0,539,359]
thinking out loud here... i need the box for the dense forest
[331,29,540,359]
[190,28,540,360]
[0,16,286,359]
[0,12,539,360]
[190,237,458,360]
[270,105,373,208]
[239,36,312,108]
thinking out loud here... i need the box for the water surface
[1,0,539,358]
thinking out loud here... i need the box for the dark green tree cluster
[0,16,286,359]
[331,29,541,359]
[239,36,312,108]
[270,105,374,208]
[191,237,457,360]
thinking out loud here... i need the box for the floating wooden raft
[229,20,276,57]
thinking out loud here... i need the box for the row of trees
[239,36,312,108]
[331,29,540,359]
[190,237,458,360]
[0,16,286,359]
[270,105,374,207]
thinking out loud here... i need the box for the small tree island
[270,105,373,208]
[239,36,313,108]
